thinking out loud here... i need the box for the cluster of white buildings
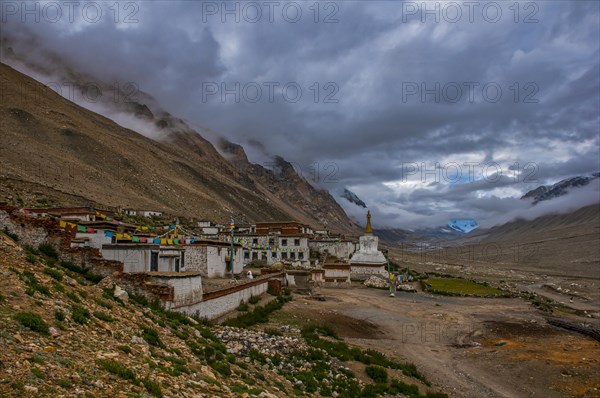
[70,213,389,284]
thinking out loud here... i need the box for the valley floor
[266,286,600,398]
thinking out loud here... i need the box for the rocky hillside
[0,62,357,234]
[0,233,333,397]
[0,230,448,397]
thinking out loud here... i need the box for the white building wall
[101,247,151,273]
[171,281,271,319]
[74,231,112,249]
[153,275,203,306]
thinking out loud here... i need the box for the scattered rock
[131,336,147,345]
[97,276,115,289]
[113,286,128,302]
[364,276,388,288]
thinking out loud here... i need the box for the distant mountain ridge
[341,188,367,208]
[521,173,600,204]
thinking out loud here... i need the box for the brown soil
[271,287,600,398]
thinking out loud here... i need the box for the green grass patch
[59,261,88,274]
[224,295,292,328]
[14,311,49,334]
[31,368,45,379]
[365,365,388,383]
[96,359,136,382]
[44,267,63,282]
[21,271,51,297]
[65,291,81,303]
[301,324,429,385]
[54,310,66,322]
[94,298,113,309]
[93,311,114,322]
[71,305,91,324]
[142,378,163,398]
[38,243,58,260]
[248,295,261,304]
[421,278,508,297]
[56,379,72,389]
[3,227,18,242]
[141,326,164,348]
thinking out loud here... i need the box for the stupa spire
[365,210,373,235]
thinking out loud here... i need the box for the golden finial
[365,210,373,235]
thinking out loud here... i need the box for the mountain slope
[0,63,356,233]
[521,174,599,204]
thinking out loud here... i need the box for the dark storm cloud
[1,0,598,228]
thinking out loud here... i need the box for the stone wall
[324,268,350,279]
[182,246,207,274]
[322,280,351,288]
[0,210,50,248]
[350,265,387,280]
[309,241,356,259]
[182,245,243,278]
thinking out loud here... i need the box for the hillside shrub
[97,359,136,381]
[38,243,58,260]
[93,311,114,322]
[14,311,49,334]
[141,326,164,348]
[71,305,90,324]
[44,267,63,282]
[142,378,163,398]
[54,310,66,322]
[365,365,388,383]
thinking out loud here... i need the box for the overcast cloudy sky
[2,1,599,229]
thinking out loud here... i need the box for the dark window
[244,251,250,259]
[290,253,296,259]
[282,239,287,246]
[294,239,300,246]
[269,238,274,246]
[150,252,158,272]
[175,258,180,272]
[272,252,277,258]
[253,238,258,245]
[299,252,304,260]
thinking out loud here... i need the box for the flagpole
[229,219,235,279]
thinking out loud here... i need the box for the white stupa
[349,210,387,279]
